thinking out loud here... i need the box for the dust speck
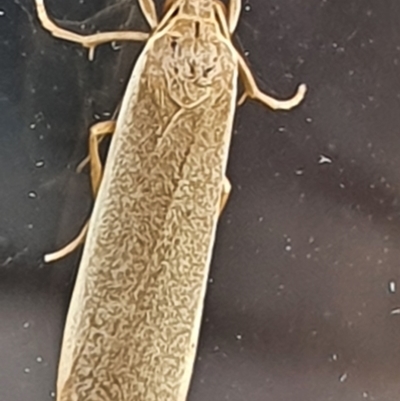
[111,41,122,51]
[318,155,332,164]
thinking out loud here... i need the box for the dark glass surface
[2,0,400,400]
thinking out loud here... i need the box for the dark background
[2,0,400,400]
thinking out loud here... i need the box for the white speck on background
[36,356,43,363]
[30,123,36,129]
[339,373,348,382]
[390,308,400,315]
[389,281,396,293]
[244,4,251,12]
[2,256,12,266]
[24,368,31,374]
[285,245,292,252]
[295,169,304,176]
[332,353,338,361]
[50,391,56,398]
[35,160,45,168]
[236,334,242,340]
[23,321,30,329]
[339,183,345,189]
[28,191,37,199]
[0,10,5,16]
[319,155,332,164]
[305,117,313,123]
[111,41,122,51]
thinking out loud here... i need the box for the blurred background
[2,0,400,400]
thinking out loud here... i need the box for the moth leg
[35,0,149,60]
[77,101,121,174]
[227,0,241,34]
[219,176,232,215]
[138,0,159,30]
[75,134,107,176]
[237,52,307,110]
[44,221,89,263]
[44,121,116,263]
[88,120,116,196]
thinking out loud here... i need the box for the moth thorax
[183,0,213,19]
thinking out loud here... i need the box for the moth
[34,0,306,399]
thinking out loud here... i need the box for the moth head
[166,30,221,88]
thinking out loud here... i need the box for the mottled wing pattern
[57,21,237,401]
